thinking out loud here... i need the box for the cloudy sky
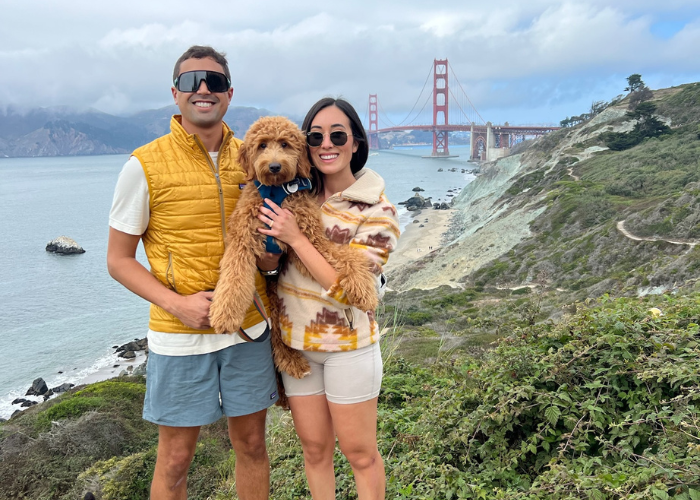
[2,0,699,127]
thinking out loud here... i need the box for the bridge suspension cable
[377,100,397,128]
[394,62,434,127]
[448,62,487,126]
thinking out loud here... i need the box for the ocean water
[0,145,475,419]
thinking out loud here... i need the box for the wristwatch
[258,265,281,277]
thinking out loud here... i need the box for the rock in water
[46,236,85,254]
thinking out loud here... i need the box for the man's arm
[107,227,213,329]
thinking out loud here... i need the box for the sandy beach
[77,351,147,386]
[384,208,454,276]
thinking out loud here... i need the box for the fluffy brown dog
[209,116,378,384]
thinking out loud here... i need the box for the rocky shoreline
[2,338,148,421]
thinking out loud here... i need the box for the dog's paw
[209,303,244,334]
[340,275,378,312]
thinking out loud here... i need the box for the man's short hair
[173,45,230,83]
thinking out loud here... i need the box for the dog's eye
[259,143,267,149]
[280,142,288,148]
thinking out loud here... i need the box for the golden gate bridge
[366,59,559,161]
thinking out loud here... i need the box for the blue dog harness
[254,178,313,254]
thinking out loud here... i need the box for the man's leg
[218,338,278,500]
[151,425,201,500]
[142,351,225,500]
[228,409,270,500]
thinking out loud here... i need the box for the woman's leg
[330,398,385,500]
[288,394,337,500]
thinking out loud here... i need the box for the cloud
[0,1,699,127]
[99,22,205,50]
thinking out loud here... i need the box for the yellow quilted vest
[132,115,269,334]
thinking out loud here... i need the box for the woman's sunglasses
[306,131,350,147]
[174,70,231,93]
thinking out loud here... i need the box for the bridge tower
[432,59,449,156]
[368,94,379,150]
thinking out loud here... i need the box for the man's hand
[172,291,215,330]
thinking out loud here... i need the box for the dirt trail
[616,220,699,247]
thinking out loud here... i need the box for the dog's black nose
[269,163,281,173]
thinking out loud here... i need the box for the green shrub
[36,397,105,430]
[404,311,434,325]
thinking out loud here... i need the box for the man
[107,45,280,500]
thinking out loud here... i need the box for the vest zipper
[194,132,231,243]
[344,308,355,331]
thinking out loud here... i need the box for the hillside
[388,82,700,300]
[1,292,698,499]
[0,105,275,157]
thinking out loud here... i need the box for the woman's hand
[258,199,305,248]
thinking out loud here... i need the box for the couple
[106,45,400,500]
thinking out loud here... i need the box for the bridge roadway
[369,124,560,160]
[374,124,559,136]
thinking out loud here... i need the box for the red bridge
[366,59,559,161]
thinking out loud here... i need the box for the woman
[258,97,400,499]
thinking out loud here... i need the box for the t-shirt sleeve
[108,156,150,235]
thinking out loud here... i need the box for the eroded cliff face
[388,153,546,291]
[386,105,642,291]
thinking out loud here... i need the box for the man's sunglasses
[306,131,350,147]
[174,70,231,93]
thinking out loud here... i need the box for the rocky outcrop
[115,338,148,359]
[398,187,434,211]
[46,236,85,255]
[25,377,48,396]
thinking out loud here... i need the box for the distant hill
[0,105,280,158]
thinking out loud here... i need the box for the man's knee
[157,448,195,481]
[233,438,268,462]
[229,428,267,460]
[228,411,268,459]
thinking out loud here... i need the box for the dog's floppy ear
[237,141,256,182]
[295,128,313,179]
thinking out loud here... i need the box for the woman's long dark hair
[301,97,369,195]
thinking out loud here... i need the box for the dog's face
[238,116,312,186]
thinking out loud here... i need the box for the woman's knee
[343,447,381,471]
[301,439,335,467]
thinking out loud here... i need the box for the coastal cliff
[388,82,700,298]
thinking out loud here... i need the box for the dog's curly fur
[209,116,378,396]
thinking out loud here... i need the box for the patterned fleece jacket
[277,168,401,352]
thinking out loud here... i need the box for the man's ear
[171,87,178,103]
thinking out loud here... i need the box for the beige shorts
[281,342,383,404]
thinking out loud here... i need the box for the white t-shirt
[109,153,268,356]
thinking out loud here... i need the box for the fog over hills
[0,105,278,158]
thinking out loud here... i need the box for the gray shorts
[281,342,383,404]
[143,339,278,427]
